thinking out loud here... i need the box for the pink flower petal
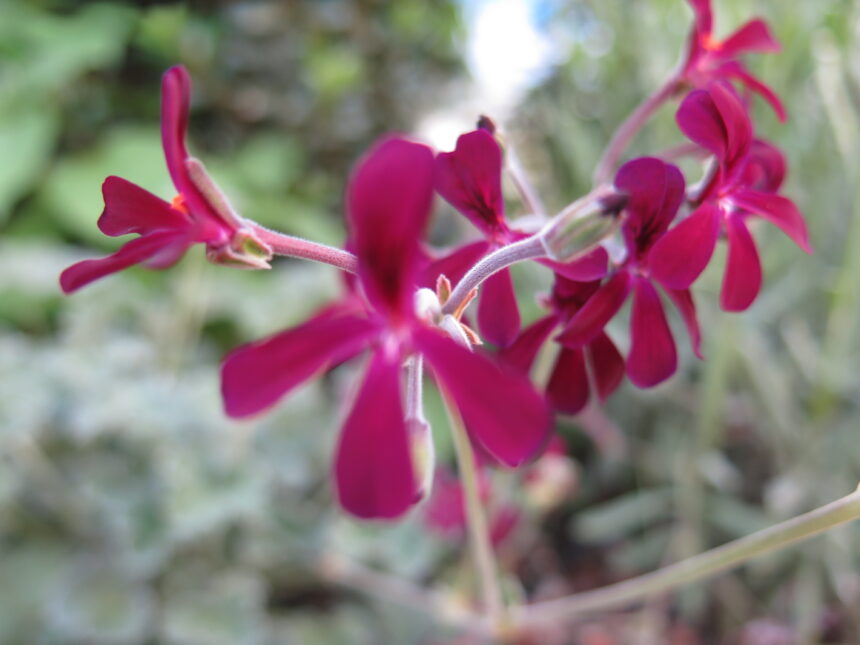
[160,66,191,191]
[626,278,677,388]
[739,139,786,192]
[676,89,728,161]
[615,158,686,248]
[334,353,418,519]
[547,347,589,415]
[708,81,752,169]
[477,267,521,347]
[717,19,781,58]
[717,61,786,122]
[97,176,191,237]
[540,246,609,281]
[556,271,631,348]
[499,315,557,374]
[435,130,505,234]
[730,189,812,253]
[59,230,191,294]
[421,240,490,288]
[720,215,762,311]
[586,332,625,401]
[417,327,551,467]
[648,203,721,289]
[663,287,704,360]
[220,307,379,418]
[347,136,435,314]
[687,0,713,35]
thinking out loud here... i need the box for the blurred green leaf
[0,109,59,222]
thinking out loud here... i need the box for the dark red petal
[421,240,490,288]
[59,230,191,294]
[347,136,435,314]
[648,203,721,289]
[730,189,812,253]
[586,332,625,401]
[547,347,589,415]
[500,315,557,374]
[220,307,378,418]
[626,278,677,388]
[334,353,418,519]
[97,176,191,237]
[717,61,787,122]
[556,271,631,348]
[615,157,686,245]
[477,268,521,347]
[663,287,704,360]
[720,216,762,311]
[417,327,552,467]
[717,19,781,58]
[676,89,728,161]
[540,246,609,281]
[708,81,752,169]
[435,129,505,234]
[161,66,192,192]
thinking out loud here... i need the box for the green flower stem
[441,390,506,624]
[514,484,860,628]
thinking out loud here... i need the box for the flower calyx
[414,275,482,348]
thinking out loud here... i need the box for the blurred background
[1,0,859,643]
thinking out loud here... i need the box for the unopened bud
[206,228,273,270]
[538,191,626,262]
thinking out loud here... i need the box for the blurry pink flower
[556,158,703,388]
[430,129,608,347]
[221,136,551,520]
[681,0,785,121]
[649,82,810,311]
[60,66,271,294]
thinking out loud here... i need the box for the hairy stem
[441,391,506,624]
[593,75,679,186]
[514,484,860,628]
[251,225,359,273]
[442,235,546,317]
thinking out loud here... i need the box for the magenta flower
[556,158,703,388]
[220,136,551,520]
[681,0,785,121]
[60,66,271,294]
[501,276,624,415]
[431,129,608,347]
[648,82,811,311]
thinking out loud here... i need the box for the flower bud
[538,191,626,262]
[206,228,273,270]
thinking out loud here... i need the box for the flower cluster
[60,0,808,520]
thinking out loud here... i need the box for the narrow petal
[220,307,379,418]
[586,332,625,401]
[540,246,609,281]
[717,19,781,58]
[347,136,435,314]
[435,129,505,234]
[648,203,721,289]
[739,139,786,192]
[478,268,521,347]
[730,189,812,253]
[547,347,589,415]
[421,240,489,288]
[626,278,677,388]
[335,353,418,519]
[663,287,704,360]
[161,66,192,192]
[717,61,787,122]
[417,327,552,467]
[615,157,686,247]
[97,176,190,237]
[556,271,631,348]
[720,216,762,311]
[59,230,191,294]
[499,315,557,374]
[708,81,752,169]
[686,0,713,35]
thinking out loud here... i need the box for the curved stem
[441,390,505,624]
[593,75,680,186]
[514,484,860,628]
[251,224,358,274]
[442,235,546,317]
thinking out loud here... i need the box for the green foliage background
[0,0,858,643]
